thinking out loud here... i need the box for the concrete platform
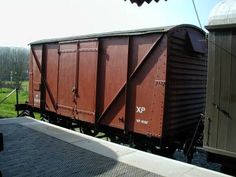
[0,117,231,177]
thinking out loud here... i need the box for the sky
[0,0,221,47]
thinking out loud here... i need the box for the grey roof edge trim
[205,23,236,30]
[30,24,203,45]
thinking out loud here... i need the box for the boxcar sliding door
[57,40,98,122]
[75,40,98,123]
[57,42,77,117]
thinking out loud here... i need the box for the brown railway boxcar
[25,24,207,152]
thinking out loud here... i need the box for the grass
[0,81,29,118]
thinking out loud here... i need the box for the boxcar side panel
[28,52,34,106]
[228,31,236,153]
[127,34,167,137]
[204,32,216,147]
[208,31,221,148]
[97,37,129,129]
[217,31,232,150]
[45,43,59,112]
[30,45,43,108]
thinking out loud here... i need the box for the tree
[0,47,29,88]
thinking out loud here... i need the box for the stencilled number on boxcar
[136,106,148,124]
[34,94,40,105]
[136,119,149,125]
[136,106,146,114]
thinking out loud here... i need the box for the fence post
[16,88,19,116]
